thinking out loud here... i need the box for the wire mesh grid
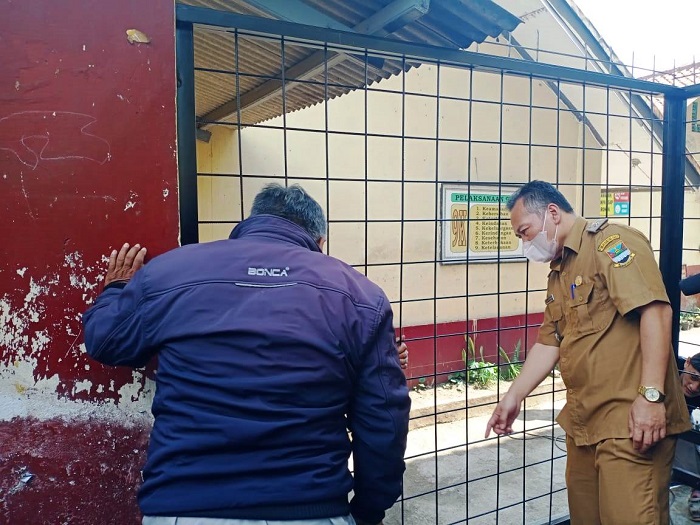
[180,18,697,524]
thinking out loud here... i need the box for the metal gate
[175,3,700,523]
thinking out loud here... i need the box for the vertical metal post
[176,21,199,245]
[659,95,687,354]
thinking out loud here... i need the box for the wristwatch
[638,385,665,403]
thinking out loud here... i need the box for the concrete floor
[384,397,568,524]
[670,485,699,525]
[381,392,699,524]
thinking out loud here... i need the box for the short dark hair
[506,180,574,215]
[690,353,700,373]
[250,183,327,240]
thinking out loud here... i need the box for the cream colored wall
[485,0,664,189]
[196,126,242,241]
[197,45,682,326]
[591,188,700,270]
[595,99,700,268]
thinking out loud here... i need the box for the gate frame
[175,5,692,326]
[175,4,699,522]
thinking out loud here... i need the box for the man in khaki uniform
[486,180,689,525]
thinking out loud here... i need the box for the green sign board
[441,185,523,264]
[451,193,509,204]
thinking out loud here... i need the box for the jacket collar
[229,215,322,253]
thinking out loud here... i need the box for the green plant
[448,371,465,383]
[463,336,497,389]
[464,335,479,362]
[467,360,498,388]
[413,376,429,392]
[443,371,467,392]
[681,308,700,321]
[681,311,695,330]
[498,339,523,382]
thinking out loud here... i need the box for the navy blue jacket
[83,215,410,523]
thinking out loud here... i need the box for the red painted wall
[400,313,543,387]
[0,0,177,522]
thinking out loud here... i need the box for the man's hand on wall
[104,242,147,286]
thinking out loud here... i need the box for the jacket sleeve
[348,294,411,524]
[82,269,155,368]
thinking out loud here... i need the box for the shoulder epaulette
[586,218,608,233]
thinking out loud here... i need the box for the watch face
[646,389,660,402]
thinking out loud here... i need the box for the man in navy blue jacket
[83,184,410,525]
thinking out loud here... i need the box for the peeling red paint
[0,0,177,401]
[0,0,176,521]
[0,417,150,524]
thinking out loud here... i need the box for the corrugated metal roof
[640,62,700,89]
[179,0,521,127]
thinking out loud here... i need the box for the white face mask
[523,212,559,263]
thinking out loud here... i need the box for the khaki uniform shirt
[537,217,690,446]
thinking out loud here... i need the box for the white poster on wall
[440,184,524,264]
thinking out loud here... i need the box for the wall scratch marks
[18,174,35,219]
[0,111,111,170]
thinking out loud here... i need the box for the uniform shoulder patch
[597,233,620,252]
[605,240,636,267]
[586,218,609,233]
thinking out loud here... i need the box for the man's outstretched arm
[485,342,560,437]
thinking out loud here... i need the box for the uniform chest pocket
[568,282,598,335]
[545,300,565,343]
[548,302,563,322]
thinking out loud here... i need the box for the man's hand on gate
[104,242,147,287]
[485,394,521,438]
[396,335,408,370]
[629,396,666,453]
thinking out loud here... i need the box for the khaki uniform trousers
[566,435,677,525]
